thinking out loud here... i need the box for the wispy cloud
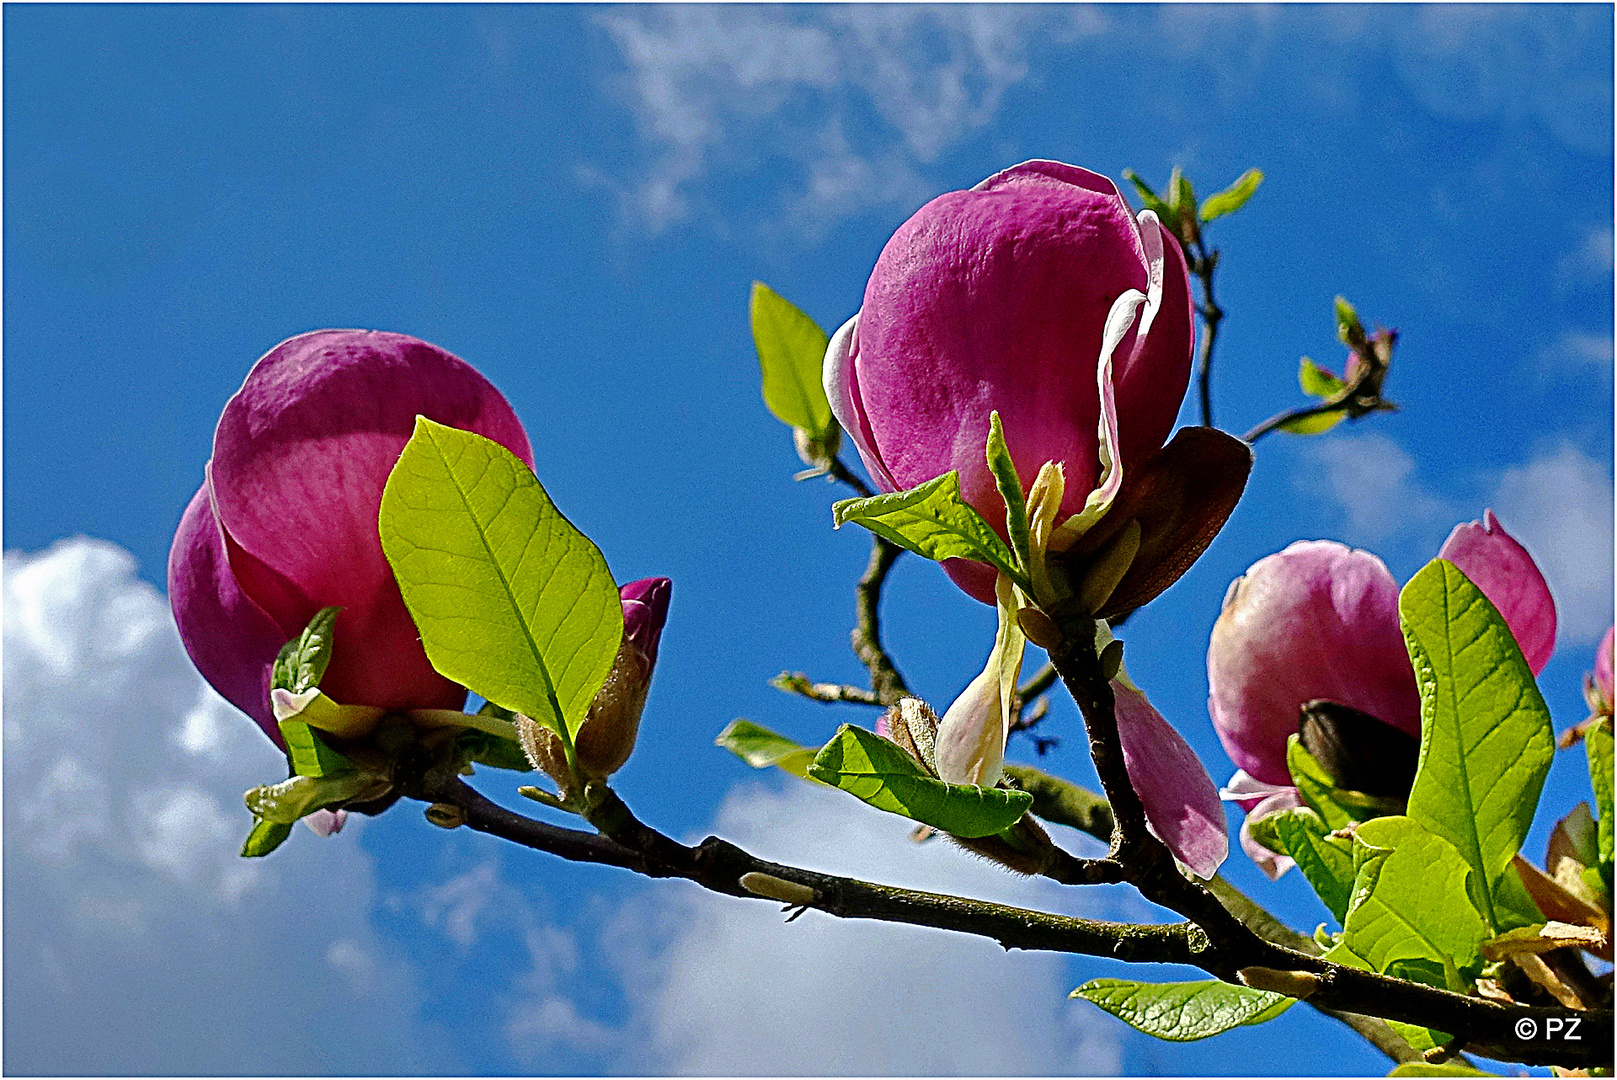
[1488,443,1614,645]
[592,6,1092,234]
[1297,432,1452,546]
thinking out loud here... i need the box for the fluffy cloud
[3,538,454,1074]
[596,780,1121,1075]
[1488,443,1615,645]
[1298,432,1452,545]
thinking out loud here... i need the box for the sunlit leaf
[716,719,819,780]
[750,281,834,437]
[271,606,341,694]
[1199,168,1264,221]
[1070,979,1291,1041]
[1401,559,1554,934]
[833,472,1024,586]
[807,724,1030,838]
[1297,357,1346,400]
[380,418,623,738]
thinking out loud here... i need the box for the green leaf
[1342,816,1486,985]
[1168,166,1194,214]
[832,472,1025,586]
[1271,808,1356,924]
[984,412,1030,573]
[1335,296,1363,342]
[379,417,623,738]
[1587,721,1613,871]
[271,606,341,694]
[1277,409,1347,436]
[1298,357,1346,400]
[1287,737,1356,830]
[1121,169,1172,220]
[241,818,293,858]
[278,718,355,779]
[1199,167,1264,221]
[750,281,833,437]
[244,772,384,826]
[1070,979,1291,1042]
[457,728,534,773]
[1387,1065,1497,1077]
[1400,558,1555,934]
[807,724,1031,838]
[716,719,818,780]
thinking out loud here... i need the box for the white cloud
[1539,330,1615,370]
[1299,432,1451,545]
[3,538,452,1074]
[597,779,1121,1076]
[593,6,1088,233]
[1559,226,1615,280]
[1489,444,1615,646]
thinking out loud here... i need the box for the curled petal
[1207,541,1418,787]
[302,808,347,838]
[1597,626,1615,709]
[1115,681,1228,879]
[1238,788,1304,881]
[1437,509,1557,675]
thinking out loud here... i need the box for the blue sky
[4,4,1612,1075]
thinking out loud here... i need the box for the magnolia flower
[168,330,534,746]
[1208,510,1556,876]
[1586,625,1614,720]
[822,159,1199,605]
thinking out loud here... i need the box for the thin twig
[770,672,885,707]
[1191,244,1223,429]
[854,535,909,706]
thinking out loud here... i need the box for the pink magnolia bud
[1600,626,1615,708]
[168,330,534,746]
[1208,512,1557,804]
[572,577,671,779]
[824,160,1194,604]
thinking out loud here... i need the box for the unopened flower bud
[532,577,672,789]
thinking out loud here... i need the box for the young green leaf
[984,412,1030,573]
[1276,409,1347,436]
[271,606,342,694]
[379,417,623,738]
[832,472,1025,587]
[750,281,834,437]
[1271,808,1356,924]
[244,772,386,826]
[1070,979,1291,1041]
[1286,737,1357,830]
[1401,558,1555,934]
[1199,168,1264,222]
[241,818,294,858]
[807,724,1031,837]
[1387,1065,1498,1077]
[1335,295,1363,341]
[1121,169,1172,221]
[716,719,818,780]
[1342,816,1486,986]
[1587,721,1613,871]
[278,718,355,779]
[1298,357,1346,400]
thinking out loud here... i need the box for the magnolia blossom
[562,577,672,782]
[1208,510,1556,876]
[168,330,534,746]
[823,159,1195,604]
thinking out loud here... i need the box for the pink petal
[1597,625,1614,707]
[1238,788,1304,881]
[1437,509,1557,675]
[1115,680,1228,879]
[1207,541,1418,787]
[302,808,347,837]
[619,577,672,668]
[206,330,532,717]
[168,480,292,745]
